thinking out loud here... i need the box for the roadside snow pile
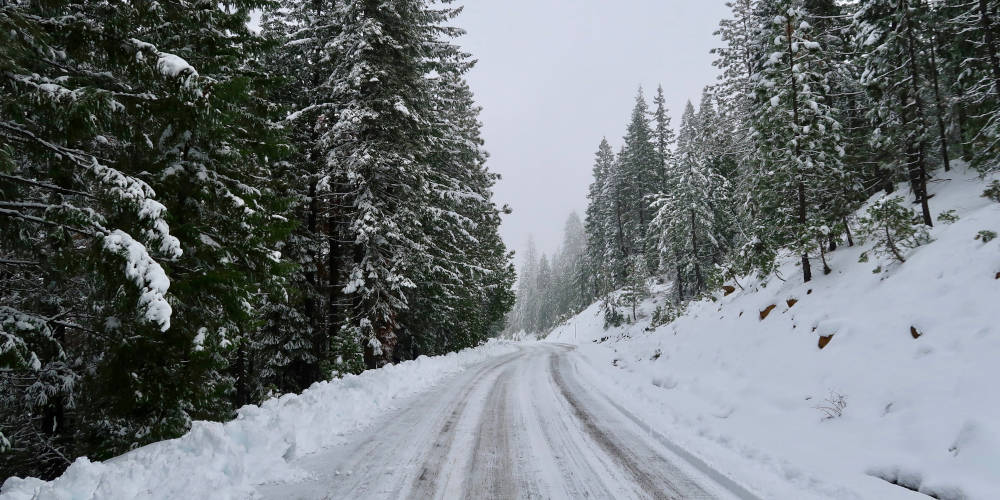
[548,167,1000,500]
[1,340,518,500]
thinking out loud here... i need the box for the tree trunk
[614,196,627,280]
[843,216,855,247]
[326,197,340,370]
[954,84,973,162]
[690,208,704,292]
[819,238,832,275]
[304,177,320,377]
[675,267,685,303]
[886,225,906,263]
[928,29,951,172]
[902,4,934,226]
[786,17,812,283]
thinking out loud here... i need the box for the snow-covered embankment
[1,341,518,500]
[548,167,1000,499]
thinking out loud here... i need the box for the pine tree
[401,65,515,357]
[0,0,219,477]
[509,237,540,334]
[651,101,728,300]
[621,255,650,321]
[944,0,1000,171]
[584,139,616,298]
[261,0,355,382]
[606,146,632,283]
[711,0,762,166]
[854,0,937,226]
[619,88,660,268]
[748,0,846,283]
[652,85,677,192]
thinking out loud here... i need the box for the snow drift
[548,167,1000,499]
[1,341,518,500]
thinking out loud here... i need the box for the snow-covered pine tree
[401,57,515,357]
[620,255,650,321]
[317,0,437,368]
[535,254,555,331]
[931,0,976,164]
[0,0,206,477]
[651,101,728,300]
[854,0,937,226]
[584,139,616,298]
[652,85,677,192]
[711,0,762,170]
[619,88,660,272]
[509,237,540,334]
[943,0,1000,171]
[605,146,632,284]
[558,212,589,313]
[70,0,296,458]
[694,90,740,266]
[748,0,846,283]
[261,0,360,382]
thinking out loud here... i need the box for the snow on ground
[0,341,518,500]
[548,166,1000,500]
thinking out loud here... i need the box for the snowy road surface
[256,343,759,500]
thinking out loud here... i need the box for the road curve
[255,343,758,500]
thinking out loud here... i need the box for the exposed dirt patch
[786,298,798,308]
[911,326,922,339]
[759,304,777,320]
[722,285,736,296]
[818,334,834,349]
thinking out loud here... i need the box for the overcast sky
[453,0,731,259]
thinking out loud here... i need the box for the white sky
[454,0,731,257]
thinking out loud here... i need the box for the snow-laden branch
[103,230,172,332]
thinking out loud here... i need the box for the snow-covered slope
[0,341,518,500]
[548,167,1000,499]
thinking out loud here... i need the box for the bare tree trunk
[886,225,906,263]
[819,238,832,275]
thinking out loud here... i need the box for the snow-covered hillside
[547,167,1000,499]
[0,342,518,500]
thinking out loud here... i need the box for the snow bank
[548,167,1000,499]
[1,341,518,500]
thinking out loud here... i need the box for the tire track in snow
[463,366,518,499]
[404,351,520,499]
[550,353,716,499]
[256,343,758,500]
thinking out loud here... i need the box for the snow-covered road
[256,343,759,500]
